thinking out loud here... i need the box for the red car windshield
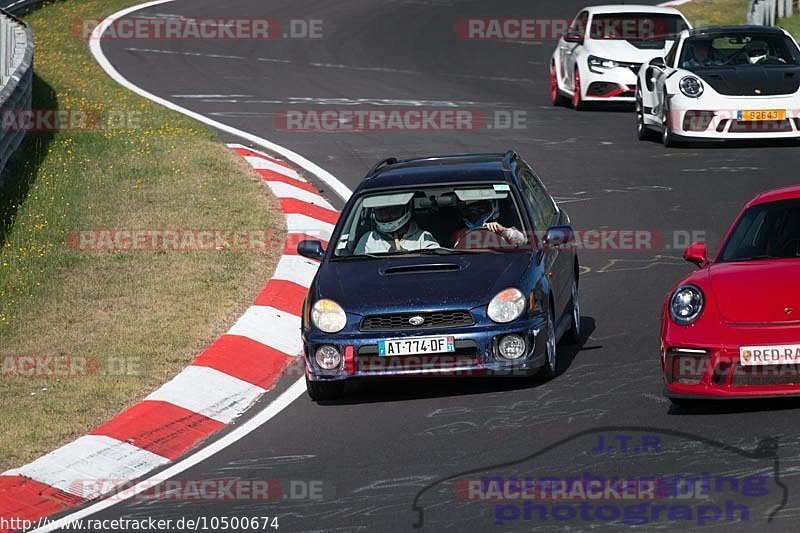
[719,199,800,262]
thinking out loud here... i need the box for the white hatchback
[550,4,691,109]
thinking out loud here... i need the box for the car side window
[665,40,679,68]
[569,11,589,37]
[520,171,556,231]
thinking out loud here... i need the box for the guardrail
[0,8,32,178]
[0,0,46,15]
[748,0,796,26]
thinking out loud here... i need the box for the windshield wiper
[416,247,502,255]
[725,254,776,262]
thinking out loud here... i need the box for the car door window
[519,171,553,232]
[665,40,679,68]
[569,11,588,37]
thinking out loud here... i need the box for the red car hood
[708,259,800,324]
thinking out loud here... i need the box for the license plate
[740,344,800,366]
[378,336,455,357]
[737,109,786,121]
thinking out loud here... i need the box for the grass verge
[677,0,750,27]
[0,0,284,470]
[677,0,799,38]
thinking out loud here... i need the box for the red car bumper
[662,322,800,399]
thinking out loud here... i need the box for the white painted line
[227,305,303,355]
[272,255,320,288]
[266,181,334,209]
[244,156,304,180]
[28,379,308,533]
[6,436,169,495]
[88,0,352,203]
[146,366,266,424]
[285,213,335,242]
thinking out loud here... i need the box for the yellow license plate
[738,109,786,121]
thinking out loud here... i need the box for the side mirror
[543,225,575,249]
[649,57,666,68]
[564,31,583,44]
[297,240,325,260]
[683,242,708,268]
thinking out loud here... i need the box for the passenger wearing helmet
[683,39,717,67]
[747,41,770,64]
[460,199,526,245]
[354,201,439,254]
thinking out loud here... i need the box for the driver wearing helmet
[746,40,784,64]
[460,199,527,245]
[354,200,439,254]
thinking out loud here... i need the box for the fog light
[498,335,526,360]
[315,345,342,370]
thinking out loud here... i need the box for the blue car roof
[357,153,516,192]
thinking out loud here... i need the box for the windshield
[332,184,530,258]
[679,33,800,69]
[718,199,800,262]
[589,13,688,41]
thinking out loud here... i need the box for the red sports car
[662,185,800,404]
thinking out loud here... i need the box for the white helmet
[374,203,412,234]
[748,42,769,64]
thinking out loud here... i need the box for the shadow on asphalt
[320,316,597,405]
[0,73,57,247]
[669,396,800,416]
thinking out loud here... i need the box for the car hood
[708,259,800,324]
[693,66,800,96]
[586,39,672,64]
[314,252,535,316]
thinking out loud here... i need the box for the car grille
[359,311,474,331]
[728,119,793,133]
[732,364,800,386]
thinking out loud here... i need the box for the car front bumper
[667,93,800,140]
[304,315,548,381]
[581,65,639,102]
[663,321,800,399]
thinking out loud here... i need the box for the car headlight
[588,55,619,73]
[488,288,526,323]
[311,299,347,333]
[679,76,704,98]
[669,285,704,325]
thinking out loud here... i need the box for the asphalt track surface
[59,0,800,531]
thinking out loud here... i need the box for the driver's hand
[484,222,506,234]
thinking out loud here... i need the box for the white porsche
[637,26,800,146]
[550,4,691,109]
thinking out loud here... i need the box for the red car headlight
[669,285,704,325]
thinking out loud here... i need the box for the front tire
[572,68,585,111]
[636,85,655,141]
[538,303,559,380]
[562,279,581,344]
[662,100,679,148]
[306,375,345,401]
[550,63,568,106]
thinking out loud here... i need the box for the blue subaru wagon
[298,151,580,400]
